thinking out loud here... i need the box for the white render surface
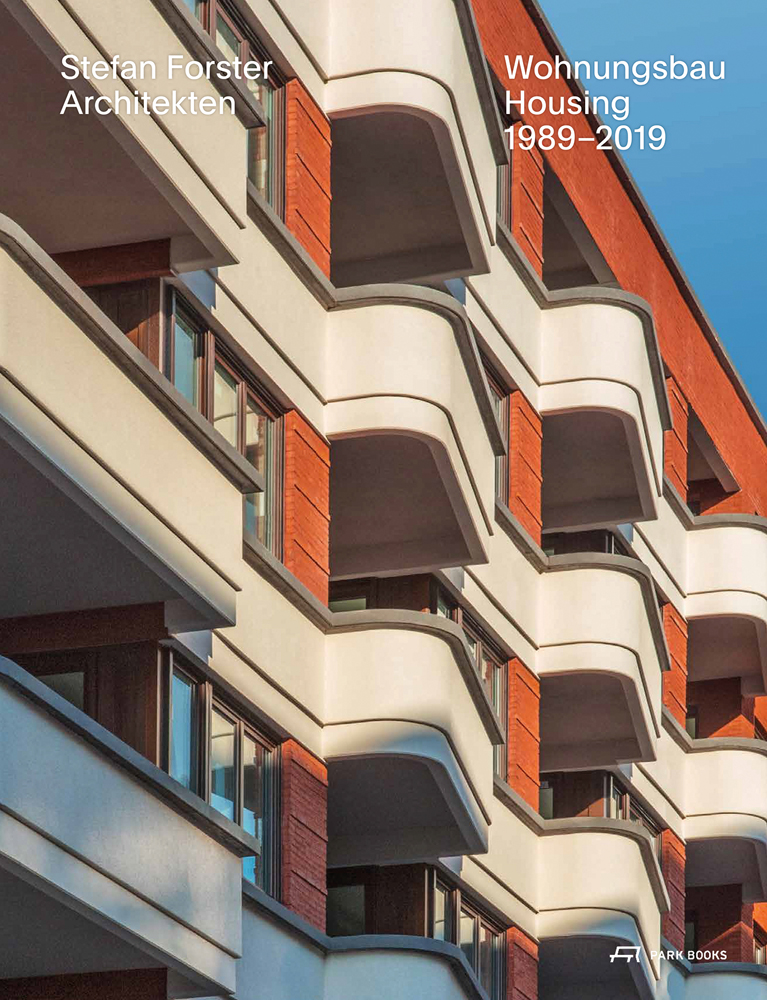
[1,0,765,998]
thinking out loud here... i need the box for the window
[433,586,508,779]
[184,0,286,213]
[328,578,378,612]
[326,884,366,937]
[483,360,510,505]
[429,875,505,999]
[539,779,554,820]
[755,927,767,965]
[167,293,284,555]
[604,774,662,863]
[685,706,699,740]
[170,665,198,792]
[164,651,280,893]
[684,916,697,955]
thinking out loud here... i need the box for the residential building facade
[0,0,764,998]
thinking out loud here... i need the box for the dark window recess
[685,707,699,740]
[433,584,508,780]
[684,915,697,955]
[428,872,506,999]
[756,718,767,743]
[541,529,631,558]
[541,771,663,863]
[326,865,507,999]
[163,649,280,894]
[755,925,767,965]
[482,357,510,506]
[167,291,284,556]
[495,94,514,231]
[184,0,286,214]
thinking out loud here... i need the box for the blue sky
[536,0,767,416]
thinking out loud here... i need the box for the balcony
[539,295,668,532]
[538,820,668,999]
[685,744,767,902]
[537,555,666,769]
[239,890,490,1000]
[0,217,250,632]
[686,518,767,695]
[680,965,767,1000]
[326,0,504,286]
[0,0,245,271]
[326,289,503,578]
[0,656,252,993]
[323,611,504,864]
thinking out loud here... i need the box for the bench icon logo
[609,946,641,963]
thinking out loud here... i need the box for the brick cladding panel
[687,885,753,962]
[285,80,332,276]
[661,830,686,951]
[509,390,542,544]
[281,740,328,930]
[283,410,330,604]
[472,0,767,514]
[662,603,687,727]
[508,658,540,810]
[665,376,689,501]
[507,926,538,1000]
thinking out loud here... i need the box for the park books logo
[608,945,727,963]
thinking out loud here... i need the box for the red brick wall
[687,885,753,961]
[283,410,330,604]
[691,480,757,516]
[281,739,328,930]
[687,677,754,739]
[510,131,544,276]
[755,697,767,737]
[509,390,543,544]
[285,80,331,277]
[508,658,540,810]
[662,603,688,728]
[665,376,689,501]
[754,901,767,940]
[507,926,538,1000]
[661,829,686,951]
[472,0,767,517]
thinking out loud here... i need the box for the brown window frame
[483,359,510,506]
[186,0,286,214]
[166,290,284,557]
[428,870,506,999]
[162,649,281,894]
[431,584,508,779]
[604,774,662,863]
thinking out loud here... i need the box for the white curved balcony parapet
[326,287,505,576]
[537,554,669,769]
[326,0,506,267]
[240,886,493,1000]
[538,914,656,1000]
[679,963,767,1000]
[0,656,249,994]
[323,611,505,864]
[684,741,767,902]
[539,290,670,532]
[0,216,248,630]
[538,818,669,985]
[686,516,767,694]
